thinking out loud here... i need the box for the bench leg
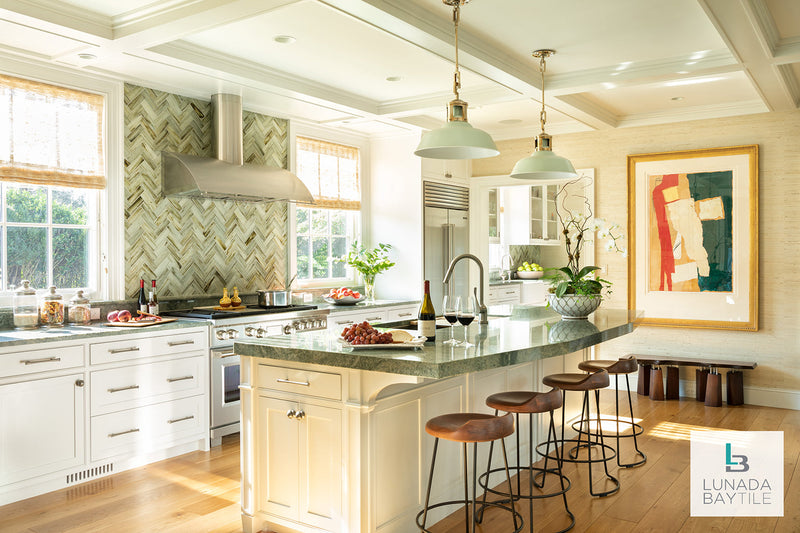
[649,367,665,401]
[637,364,652,396]
[727,371,744,406]
[696,368,709,402]
[665,366,680,400]
[704,373,722,407]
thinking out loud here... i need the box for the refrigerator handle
[442,223,454,299]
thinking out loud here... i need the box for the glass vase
[364,274,376,302]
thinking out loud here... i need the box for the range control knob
[215,329,227,340]
[226,329,238,339]
[256,328,266,338]
[244,326,255,337]
[283,324,294,335]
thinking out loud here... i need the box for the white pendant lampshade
[511,49,577,180]
[414,1,498,160]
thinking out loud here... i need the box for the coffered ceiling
[1,0,798,139]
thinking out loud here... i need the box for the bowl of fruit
[516,262,544,279]
[323,287,365,305]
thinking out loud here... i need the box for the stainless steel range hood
[162,94,314,204]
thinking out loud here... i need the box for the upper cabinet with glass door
[488,188,500,244]
[529,184,559,244]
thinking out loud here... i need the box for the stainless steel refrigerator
[423,181,470,310]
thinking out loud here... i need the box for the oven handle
[213,350,237,359]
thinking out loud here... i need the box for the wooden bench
[628,354,757,407]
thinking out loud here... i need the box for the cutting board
[103,317,178,327]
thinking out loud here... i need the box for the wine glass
[442,295,460,345]
[456,294,477,348]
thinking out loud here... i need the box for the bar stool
[540,369,619,498]
[478,388,575,533]
[417,412,523,533]
[573,356,646,468]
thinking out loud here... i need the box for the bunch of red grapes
[341,321,393,345]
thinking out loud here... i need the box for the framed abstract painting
[627,145,758,331]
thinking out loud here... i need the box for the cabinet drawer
[328,310,386,330]
[0,345,84,378]
[90,330,206,365]
[257,364,341,401]
[90,355,206,415]
[488,286,521,305]
[384,306,416,323]
[90,395,205,462]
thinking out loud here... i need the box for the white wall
[369,134,423,300]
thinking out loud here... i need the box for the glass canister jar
[40,286,65,328]
[13,280,39,329]
[68,290,92,325]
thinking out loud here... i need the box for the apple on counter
[517,261,543,272]
[326,287,362,300]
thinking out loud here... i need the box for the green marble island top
[234,306,640,379]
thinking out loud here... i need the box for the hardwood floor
[0,395,797,533]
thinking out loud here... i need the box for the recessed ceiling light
[671,96,684,101]
[78,53,96,60]
[273,35,296,44]
[499,119,522,125]
[385,76,401,82]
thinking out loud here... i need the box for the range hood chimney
[162,94,314,204]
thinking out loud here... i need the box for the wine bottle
[417,280,436,342]
[137,279,148,314]
[148,279,159,315]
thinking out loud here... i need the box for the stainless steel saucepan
[257,273,297,307]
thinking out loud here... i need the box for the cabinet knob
[75,379,84,387]
[286,409,297,419]
[294,410,306,420]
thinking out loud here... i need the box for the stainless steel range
[162,305,329,446]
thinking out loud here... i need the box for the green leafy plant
[547,177,625,299]
[342,241,395,278]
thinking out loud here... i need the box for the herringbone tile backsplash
[124,84,289,298]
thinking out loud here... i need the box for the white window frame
[0,55,124,300]
[289,121,370,289]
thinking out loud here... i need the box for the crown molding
[615,99,768,128]
[1,0,112,39]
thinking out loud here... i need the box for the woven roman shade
[296,136,360,210]
[0,74,106,189]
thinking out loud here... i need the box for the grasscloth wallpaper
[474,109,800,395]
[123,84,288,298]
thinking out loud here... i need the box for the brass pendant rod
[452,2,461,100]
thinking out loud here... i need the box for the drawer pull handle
[109,347,140,354]
[220,353,237,359]
[167,375,194,383]
[167,415,195,424]
[398,312,413,317]
[365,316,382,321]
[108,385,139,393]
[168,340,195,347]
[109,428,140,438]
[21,356,61,365]
[335,320,353,325]
[276,378,310,387]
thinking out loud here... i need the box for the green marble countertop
[0,320,206,349]
[235,306,640,379]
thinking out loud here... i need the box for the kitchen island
[235,307,638,533]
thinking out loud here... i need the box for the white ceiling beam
[1,0,112,40]
[699,0,799,111]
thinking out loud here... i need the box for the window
[0,74,104,292]
[295,137,360,283]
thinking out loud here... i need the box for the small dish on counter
[516,271,544,279]
[323,295,365,306]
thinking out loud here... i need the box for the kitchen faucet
[443,253,488,324]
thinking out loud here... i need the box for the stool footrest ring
[415,499,523,533]
[479,465,571,499]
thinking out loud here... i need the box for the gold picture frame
[627,145,758,331]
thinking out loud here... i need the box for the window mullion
[47,187,53,288]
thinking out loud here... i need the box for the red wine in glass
[444,313,458,324]
[457,314,475,326]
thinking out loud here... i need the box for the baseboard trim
[612,374,800,411]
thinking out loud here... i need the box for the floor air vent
[66,463,114,485]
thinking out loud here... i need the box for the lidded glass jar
[40,286,65,328]
[13,280,39,329]
[69,290,92,325]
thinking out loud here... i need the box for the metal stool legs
[417,437,523,533]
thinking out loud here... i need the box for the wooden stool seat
[425,412,513,443]
[578,356,638,375]
[543,369,610,391]
[485,388,562,414]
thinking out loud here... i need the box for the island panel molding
[124,84,288,297]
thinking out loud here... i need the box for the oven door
[210,347,241,445]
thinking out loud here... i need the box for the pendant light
[414,0,499,160]
[511,49,577,180]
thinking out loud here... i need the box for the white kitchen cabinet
[421,158,469,184]
[520,281,548,306]
[487,284,521,305]
[256,395,342,532]
[327,308,387,331]
[503,184,561,246]
[488,187,500,244]
[0,373,85,487]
